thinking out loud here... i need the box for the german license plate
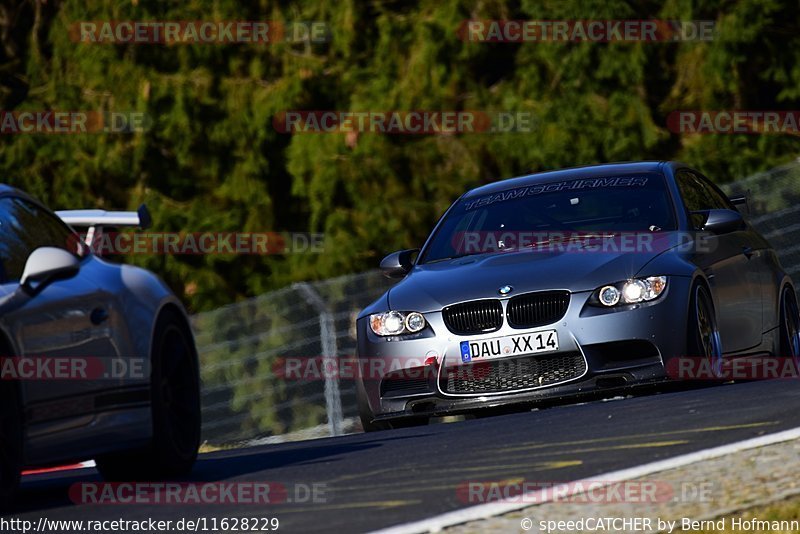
[460,330,558,363]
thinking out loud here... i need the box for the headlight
[404,312,426,333]
[370,311,427,336]
[622,279,647,303]
[593,276,668,307]
[598,285,621,306]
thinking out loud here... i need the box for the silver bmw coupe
[356,162,800,430]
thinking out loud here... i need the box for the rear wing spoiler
[56,204,152,250]
[727,190,750,214]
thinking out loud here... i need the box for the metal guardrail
[721,158,800,283]
[191,270,395,445]
[193,159,800,447]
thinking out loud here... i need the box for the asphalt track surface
[9,379,800,533]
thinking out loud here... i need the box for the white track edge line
[371,426,800,534]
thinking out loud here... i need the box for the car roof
[463,161,676,199]
[0,184,62,214]
[0,183,49,205]
[0,184,22,196]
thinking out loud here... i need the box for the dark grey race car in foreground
[0,186,201,504]
[356,161,800,431]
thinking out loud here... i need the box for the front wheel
[357,387,428,431]
[96,310,201,480]
[779,286,800,362]
[688,283,724,378]
[357,387,391,432]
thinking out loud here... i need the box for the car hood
[387,234,684,312]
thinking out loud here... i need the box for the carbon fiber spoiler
[56,204,152,250]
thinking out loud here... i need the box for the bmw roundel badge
[498,285,513,295]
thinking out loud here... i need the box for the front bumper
[376,366,668,421]
[356,276,692,421]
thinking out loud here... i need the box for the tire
[779,286,800,362]
[688,283,724,378]
[96,310,201,480]
[0,380,22,508]
[357,387,391,432]
[357,388,428,431]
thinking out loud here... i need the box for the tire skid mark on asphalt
[327,456,583,485]
[276,442,687,516]
[504,439,690,457]
[13,437,706,510]
[324,467,398,484]
[318,440,690,492]
[402,459,586,476]
[495,421,777,453]
[330,463,583,492]
[324,443,685,496]
[321,443,689,497]
[324,435,697,490]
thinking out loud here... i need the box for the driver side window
[676,170,730,229]
[0,197,81,283]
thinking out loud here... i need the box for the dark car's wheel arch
[686,275,723,375]
[96,303,201,480]
[685,274,715,330]
[151,303,201,445]
[776,278,796,323]
[151,303,199,358]
[777,282,800,360]
[764,271,794,330]
[146,303,201,470]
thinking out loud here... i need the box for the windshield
[421,173,676,263]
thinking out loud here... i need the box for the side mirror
[20,247,80,295]
[695,209,745,235]
[380,249,419,279]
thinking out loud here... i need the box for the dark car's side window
[696,174,735,211]
[676,170,733,229]
[0,197,82,283]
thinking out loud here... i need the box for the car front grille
[442,299,503,335]
[506,291,570,328]
[442,351,586,394]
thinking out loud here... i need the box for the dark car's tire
[96,310,201,481]
[779,286,800,362]
[357,388,428,431]
[357,388,391,432]
[688,282,724,378]
[0,381,22,508]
